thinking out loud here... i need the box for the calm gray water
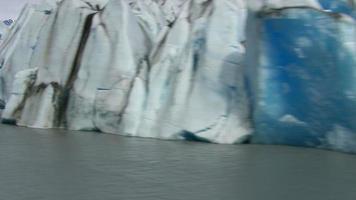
[1,124,356,200]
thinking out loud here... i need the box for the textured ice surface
[0,0,355,152]
[252,6,356,152]
[0,0,251,144]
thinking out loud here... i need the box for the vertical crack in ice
[55,12,97,127]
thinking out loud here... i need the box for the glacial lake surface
[1,124,356,200]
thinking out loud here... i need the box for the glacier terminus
[0,0,355,153]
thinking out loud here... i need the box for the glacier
[252,3,356,152]
[0,0,355,153]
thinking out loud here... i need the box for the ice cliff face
[249,0,356,152]
[0,0,355,152]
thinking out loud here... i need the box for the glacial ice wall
[0,0,355,152]
[252,4,356,152]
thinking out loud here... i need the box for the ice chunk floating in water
[0,0,355,153]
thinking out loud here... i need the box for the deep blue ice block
[252,9,356,152]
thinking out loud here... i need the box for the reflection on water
[1,124,356,200]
